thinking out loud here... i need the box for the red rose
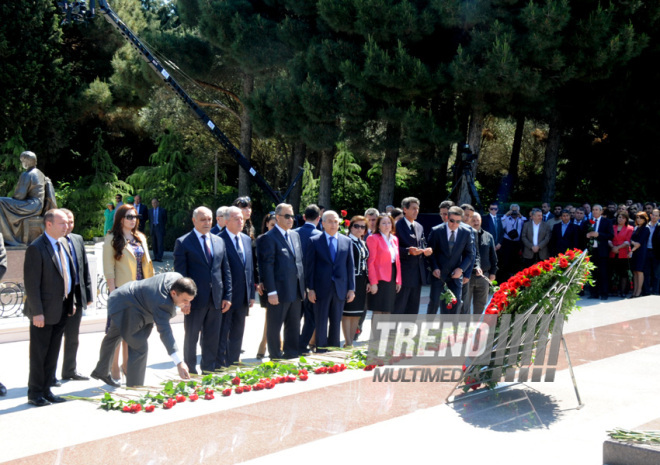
[521,277,531,287]
[447,303,453,309]
[298,369,308,376]
[542,261,553,271]
[548,257,556,263]
[235,386,244,394]
[145,404,155,412]
[344,219,350,227]
[589,219,595,225]
[341,210,348,217]
[559,258,569,269]
[232,376,241,385]
[243,385,252,392]
[205,388,214,395]
[131,404,142,413]
[176,394,186,403]
[299,374,309,381]
[122,405,131,412]
[189,393,199,401]
[204,393,214,400]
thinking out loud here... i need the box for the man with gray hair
[257,203,305,358]
[521,208,551,266]
[174,206,232,373]
[364,207,379,237]
[211,206,229,235]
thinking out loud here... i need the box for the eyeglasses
[278,213,295,220]
[352,224,366,229]
[125,215,138,220]
[448,219,461,224]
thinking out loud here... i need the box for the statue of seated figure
[0,151,57,246]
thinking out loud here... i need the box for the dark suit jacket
[66,233,93,309]
[589,216,614,257]
[305,233,355,300]
[521,221,552,260]
[149,207,167,233]
[23,233,74,325]
[550,222,580,256]
[257,227,305,303]
[134,203,148,232]
[427,224,474,282]
[482,214,503,245]
[220,230,255,306]
[395,218,427,287]
[295,223,322,257]
[108,272,182,355]
[173,230,232,311]
[652,223,660,252]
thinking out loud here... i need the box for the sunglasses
[352,224,366,229]
[448,219,461,224]
[278,213,295,220]
[125,215,138,220]
[489,207,498,211]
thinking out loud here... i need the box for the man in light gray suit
[91,273,196,387]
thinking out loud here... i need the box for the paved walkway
[1,254,659,464]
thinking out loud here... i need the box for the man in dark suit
[466,213,498,314]
[134,195,148,233]
[295,204,322,352]
[218,206,255,367]
[57,209,93,382]
[23,209,75,406]
[550,209,580,256]
[257,203,305,359]
[585,204,613,300]
[211,206,228,235]
[427,206,474,314]
[644,208,660,295]
[482,202,503,252]
[395,197,432,314]
[173,207,232,373]
[92,273,195,387]
[305,210,355,351]
[149,198,167,261]
[0,232,7,396]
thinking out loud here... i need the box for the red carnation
[559,258,569,269]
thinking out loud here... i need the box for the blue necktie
[329,236,336,262]
[235,235,245,264]
[201,235,212,263]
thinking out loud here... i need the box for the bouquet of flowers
[440,284,458,310]
[339,209,350,235]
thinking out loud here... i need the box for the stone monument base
[2,246,27,285]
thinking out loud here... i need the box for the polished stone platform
[1,289,659,465]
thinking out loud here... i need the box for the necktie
[201,235,212,263]
[449,230,456,252]
[410,222,418,245]
[329,236,337,262]
[285,231,294,256]
[57,242,70,299]
[235,235,245,264]
[154,208,158,225]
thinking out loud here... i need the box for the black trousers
[61,300,83,378]
[266,299,301,359]
[393,285,422,314]
[183,303,222,374]
[217,302,248,367]
[28,303,69,399]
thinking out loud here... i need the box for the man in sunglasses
[427,206,474,314]
[256,203,305,359]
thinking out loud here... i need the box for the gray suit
[521,220,552,262]
[92,272,183,387]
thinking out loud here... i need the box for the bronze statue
[0,151,56,246]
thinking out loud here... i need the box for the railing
[0,282,26,318]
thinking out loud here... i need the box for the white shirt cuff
[268,291,278,296]
[170,351,183,365]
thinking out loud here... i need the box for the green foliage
[331,143,373,212]
[0,134,27,195]
[56,130,131,238]
[300,159,319,209]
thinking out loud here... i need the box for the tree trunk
[287,141,306,212]
[378,122,400,211]
[318,148,333,209]
[238,73,254,198]
[542,111,561,203]
[507,114,525,200]
[467,101,485,173]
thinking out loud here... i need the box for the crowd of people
[3,194,659,405]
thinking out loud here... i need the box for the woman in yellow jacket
[103,204,154,381]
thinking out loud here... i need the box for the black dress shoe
[0,382,7,396]
[51,378,62,387]
[28,397,51,407]
[44,393,67,403]
[90,371,121,388]
[63,372,90,381]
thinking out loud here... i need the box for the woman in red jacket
[366,214,402,314]
[608,211,634,297]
